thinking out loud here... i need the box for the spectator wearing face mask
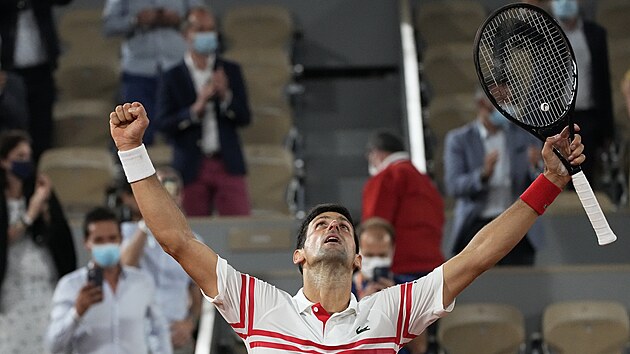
[155,6,252,216]
[444,90,543,265]
[550,0,614,184]
[103,0,203,145]
[0,129,76,354]
[46,207,172,354]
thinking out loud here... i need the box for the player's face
[301,212,357,269]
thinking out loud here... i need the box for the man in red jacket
[362,131,445,354]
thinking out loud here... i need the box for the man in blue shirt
[46,207,172,354]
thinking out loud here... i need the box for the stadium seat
[422,43,479,96]
[53,99,113,148]
[147,144,173,170]
[58,9,121,65]
[543,300,630,354]
[244,144,295,216]
[38,147,117,215]
[438,303,526,354]
[55,61,119,101]
[596,0,630,40]
[415,0,486,46]
[240,105,293,146]
[222,5,294,52]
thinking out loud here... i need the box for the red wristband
[520,174,562,215]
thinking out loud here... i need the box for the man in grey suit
[444,90,543,265]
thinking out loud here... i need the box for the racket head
[473,3,578,141]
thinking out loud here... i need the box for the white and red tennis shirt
[204,257,454,353]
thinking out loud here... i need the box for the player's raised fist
[109,102,150,151]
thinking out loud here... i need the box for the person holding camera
[46,207,172,354]
[353,217,396,299]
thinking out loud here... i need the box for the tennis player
[110,102,584,353]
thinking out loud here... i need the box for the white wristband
[118,144,156,183]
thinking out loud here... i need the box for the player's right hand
[109,102,149,151]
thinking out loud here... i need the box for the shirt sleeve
[371,265,454,346]
[201,256,286,339]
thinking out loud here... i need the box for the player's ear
[293,249,305,267]
[353,254,362,272]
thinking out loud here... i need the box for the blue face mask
[552,0,579,20]
[193,31,218,55]
[91,243,121,268]
[11,160,35,180]
[488,109,510,129]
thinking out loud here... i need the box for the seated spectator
[156,7,252,216]
[0,129,76,354]
[0,70,28,131]
[120,167,201,354]
[46,207,172,354]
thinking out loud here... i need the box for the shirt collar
[376,151,410,173]
[293,288,359,316]
[476,119,490,140]
[184,52,216,73]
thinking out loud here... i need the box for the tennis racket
[473,3,616,245]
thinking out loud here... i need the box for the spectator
[444,91,543,265]
[0,0,73,160]
[353,217,396,299]
[46,207,172,354]
[102,0,202,145]
[109,101,585,354]
[551,0,614,184]
[156,7,252,216]
[0,70,29,131]
[0,130,76,354]
[362,132,444,354]
[120,167,201,354]
[363,131,445,281]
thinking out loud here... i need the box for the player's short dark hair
[295,203,359,273]
[366,131,405,153]
[83,207,120,240]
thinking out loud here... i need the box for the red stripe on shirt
[250,341,397,353]
[229,274,248,330]
[248,275,255,335]
[403,282,415,340]
[396,282,406,345]
[250,329,397,351]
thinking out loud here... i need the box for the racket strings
[478,7,576,127]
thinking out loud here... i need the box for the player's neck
[303,268,353,313]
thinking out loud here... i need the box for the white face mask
[360,256,392,280]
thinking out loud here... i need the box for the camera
[87,263,103,287]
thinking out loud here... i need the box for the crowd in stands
[0,0,629,353]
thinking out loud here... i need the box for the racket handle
[571,171,617,245]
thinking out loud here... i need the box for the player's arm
[110,102,220,297]
[441,127,584,307]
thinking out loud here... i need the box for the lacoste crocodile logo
[356,325,370,334]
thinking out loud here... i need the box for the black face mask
[10,160,35,180]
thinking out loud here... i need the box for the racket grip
[571,171,617,245]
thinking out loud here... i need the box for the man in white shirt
[46,207,172,354]
[109,102,585,353]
